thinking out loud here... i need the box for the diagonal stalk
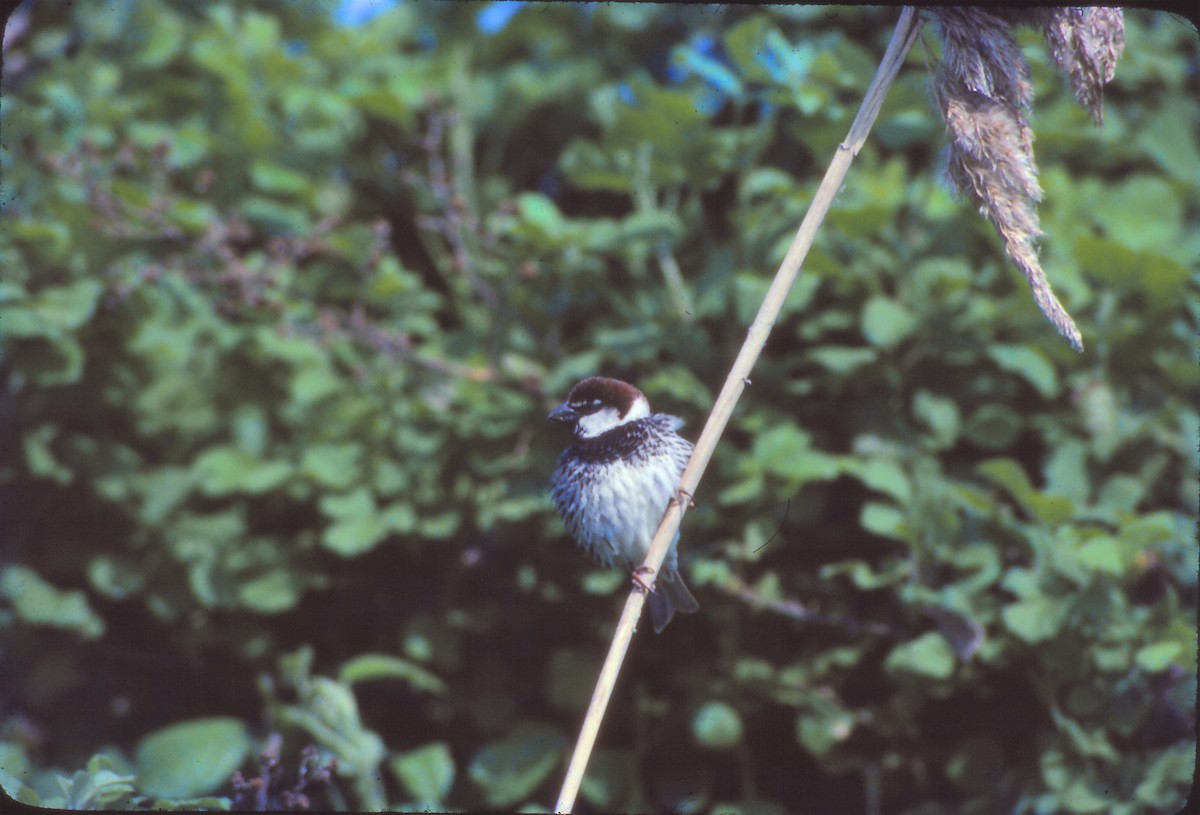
[554,8,925,812]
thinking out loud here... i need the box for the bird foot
[631,565,657,593]
[676,488,696,509]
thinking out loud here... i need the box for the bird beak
[548,402,577,423]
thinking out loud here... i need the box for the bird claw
[631,565,657,593]
[676,488,696,509]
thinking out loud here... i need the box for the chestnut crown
[548,377,651,438]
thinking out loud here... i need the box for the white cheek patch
[624,395,650,421]
[575,406,625,439]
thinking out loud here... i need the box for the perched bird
[548,376,700,632]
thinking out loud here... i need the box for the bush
[2,3,1195,812]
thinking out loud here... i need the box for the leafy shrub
[1,3,1195,812]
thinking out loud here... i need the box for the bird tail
[647,571,700,633]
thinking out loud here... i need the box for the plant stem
[554,8,925,812]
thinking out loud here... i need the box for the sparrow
[548,376,700,633]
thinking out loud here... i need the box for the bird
[548,376,700,633]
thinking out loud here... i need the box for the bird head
[548,376,651,439]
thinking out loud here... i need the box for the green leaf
[515,192,566,236]
[9,220,70,259]
[23,424,73,484]
[723,15,776,83]
[195,447,292,495]
[850,458,911,504]
[1002,597,1068,643]
[912,390,960,448]
[80,549,133,612]
[55,766,137,809]
[807,346,877,374]
[0,566,106,639]
[237,569,302,614]
[962,405,1022,451]
[1051,707,1120,763]
[389,742,455,806]
[230,406,268,456]
[692,701,744,749]
[352,81,418,127]
[1090,174,1182,252]
[240,196,310,234]
[275,677,386,783]
[1040,748,1071,791]
[1043,439,1089,504]
[338,653,446,693]
[381,501,417,533]
[0,767,40,806]
[796,708,854,758]
[1091,644,1130,673]
[1137,104,1200,188]
[617,210,678,245]
[137,467,192,524]
[1076,537,1124,575]
[581,569,623,595]
[819,558,907,590]
[558,140,635,193]
[1000,568,1038,598]
[752,425,843,484]
[135,7,184,67]
[861,296,917,347]
[718,474,764,506]
[468,723,567,807]
[884,632,956,679]
[765,29,815,88]
[16,334,87,386]
[860,502,909,541]
[301,443,363,489]
[291,365,343,404]
[1060,779,1112,813]
[672,44,743,98]
[323,514,388,556]
[250,161,311,196]
[8,280,103,335]
[976,458,1074,523]
[1097,474,1146,511]
[319,487,374,519]
[417,510,460,539]
[986,344,1060,398]
[1074,237,1191,311]
[1134,642,1183,673]
[134,718,250,798]
[607,72,708,150]
[1133,741,1197,807]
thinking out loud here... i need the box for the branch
[554,8,925,812]
[715,574,897,638]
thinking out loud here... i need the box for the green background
[1,3,1196,812]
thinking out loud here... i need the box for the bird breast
[554,455,681,568]
[551,416,691,570]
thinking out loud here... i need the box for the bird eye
[570,398,605,415]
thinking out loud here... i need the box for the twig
[754,498,791,553]
[554,9,925,812]
[719,574,896,638]
[634,145,694,320]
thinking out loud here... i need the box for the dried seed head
[1040,7,1126,126]
[925,7,1124,352]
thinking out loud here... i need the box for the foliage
[1,3,1196,813]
